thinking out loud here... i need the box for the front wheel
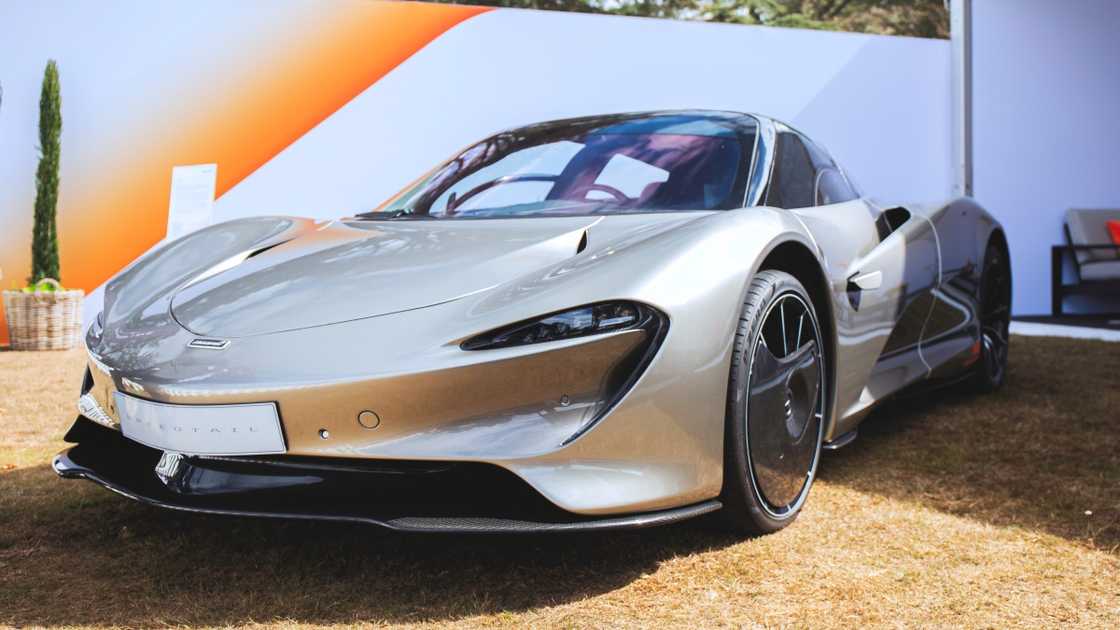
[720,270,827,535]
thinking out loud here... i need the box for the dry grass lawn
[0,336,1118,628]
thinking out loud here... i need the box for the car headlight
[461,301,651,350]
[461,302,667,443]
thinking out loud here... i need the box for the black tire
[719,270,827,536]
[971,240,1011,393]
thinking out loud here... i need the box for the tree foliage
[30,60,61,284]
[430,0,949,38]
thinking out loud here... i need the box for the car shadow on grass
[0,462,741,627]
[818,335,1119,552]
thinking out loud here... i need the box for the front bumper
[54,417,720,533]
[82,261,739,515]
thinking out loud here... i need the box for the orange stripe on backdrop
[2,1,489,345]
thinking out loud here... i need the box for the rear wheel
[972,241,1011,393]
[720,271,826,535]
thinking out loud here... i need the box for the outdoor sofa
[1051,208,1120,315]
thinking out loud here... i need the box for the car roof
[503,110,767,139]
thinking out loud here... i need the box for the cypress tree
[30,60,61,284]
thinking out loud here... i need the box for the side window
[815,168,857,206]
[800,135,858,206]
[766,132,816,209]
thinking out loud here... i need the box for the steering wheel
[577,183,629,203]
[447,174,558,214]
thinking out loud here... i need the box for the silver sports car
[56,111,1011,534]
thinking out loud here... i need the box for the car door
[917,201,987,379]
[770,130,940,433]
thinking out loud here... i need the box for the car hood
[169,214,705,337]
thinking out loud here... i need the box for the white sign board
[166,163,217,239]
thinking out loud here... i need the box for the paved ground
[1012,317,1120,341]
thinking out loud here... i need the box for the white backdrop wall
[0,1,952,338]
[220,10,953,217]
[971,0,1120,315]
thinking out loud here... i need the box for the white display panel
[167,164,217,240]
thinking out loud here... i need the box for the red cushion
[1108,220,1120,245]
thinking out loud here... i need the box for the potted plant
[2,60,83,351]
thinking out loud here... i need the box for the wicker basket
[2,278,85,351]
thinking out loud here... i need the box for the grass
[0,336,1118,628]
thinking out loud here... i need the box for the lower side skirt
[54,418,721,534]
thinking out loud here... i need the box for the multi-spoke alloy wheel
[747,292,824,517]
[973,240,1011,392]
[721,270,827,535]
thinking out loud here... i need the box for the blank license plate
[115,392,286,456]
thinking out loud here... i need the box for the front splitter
[53,421,721,534]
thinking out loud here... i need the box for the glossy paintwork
[172,218,602,337]
[793,200,943,434]
[81,112,1005,516]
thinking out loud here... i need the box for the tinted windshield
[369,114,756,219]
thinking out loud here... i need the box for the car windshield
[364,114,756,219]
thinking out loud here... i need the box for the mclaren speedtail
[57,111,1011,534]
